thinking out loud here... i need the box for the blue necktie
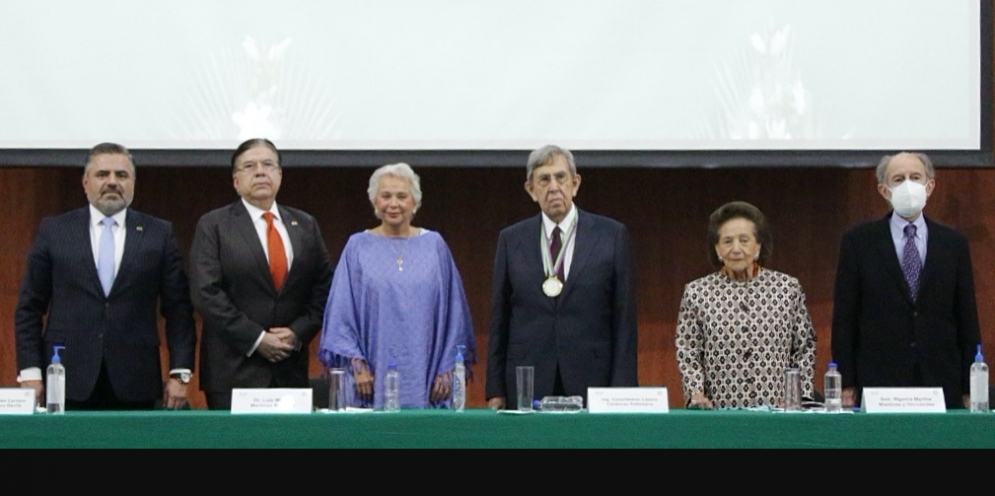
[901,224,922,300]
[98,217,116,296]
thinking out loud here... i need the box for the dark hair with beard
[85,142,135,176]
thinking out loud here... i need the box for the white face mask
[889,180,927,217]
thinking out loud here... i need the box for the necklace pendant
[397,257,404,271]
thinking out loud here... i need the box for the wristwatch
[170,372,192,384]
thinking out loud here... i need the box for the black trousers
[206,376,281,410]
[552,365,567,396]
[206,392,232,410]
[66,361,155,411]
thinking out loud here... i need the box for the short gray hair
[875,152,935,184]
[367,162,423,211]
[526,144,576,181]
[84,142,135,176]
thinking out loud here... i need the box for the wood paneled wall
[2,164,993,408]
[6,4,995,410]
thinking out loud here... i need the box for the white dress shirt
[241,199,295,356]
[541,204,578,280]
[889,211,928,266]
[241,198,294,270]
[89,204,127,276]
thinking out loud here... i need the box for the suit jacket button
[910,341,917,348]
[105,302,110,308]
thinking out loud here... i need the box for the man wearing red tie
[189,138,333,410]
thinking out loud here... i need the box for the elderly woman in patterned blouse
[675,201,817,409]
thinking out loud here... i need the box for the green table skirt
[2,409,993,448]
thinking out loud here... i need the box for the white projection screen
[0,0,991,167]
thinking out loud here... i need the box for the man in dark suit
[15,142,196,410]
[832,152,981,409]
[189,138,332,410]
[486,144,638,409]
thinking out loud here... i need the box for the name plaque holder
[862,387,946,413]
[587,387,669,413]
[0,389,36,415]
[231,388,313,414]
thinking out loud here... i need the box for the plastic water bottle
[824,362,842,413]
[970,344,989,413]
[384,363,401,412]
[46,346,66,414]
[452,345,466,412]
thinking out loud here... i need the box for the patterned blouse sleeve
[789,279,818,399]
[675,283,705,404]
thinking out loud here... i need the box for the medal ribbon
[540,214,578,280]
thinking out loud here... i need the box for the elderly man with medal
[486,144,639,410]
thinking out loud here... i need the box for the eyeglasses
[533,171,571,187]
[236,161,279,173]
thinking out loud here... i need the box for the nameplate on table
[587,387,669,413]
[862,387,946,413]
[0,388,37,414]
[231,388,313,414]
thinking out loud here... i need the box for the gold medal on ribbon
[542,275,563,297]
[539,214,578,299]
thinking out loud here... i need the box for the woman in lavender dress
[319,163,475,409]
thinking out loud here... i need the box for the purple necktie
[901,224,922,300]
[550,226,564,280]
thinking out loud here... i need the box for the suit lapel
[278,205,304,291]
[70,208,105,298]
[917,216,943,296]
[874,215,914,304]
[110,210,145,297]
[232,201,276,293]
[513,214,555,310]
[558,209,594,303]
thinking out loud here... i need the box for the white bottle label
[970,371,988,401]
[46,371,65,413]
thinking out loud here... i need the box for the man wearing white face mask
[831,152,981,409]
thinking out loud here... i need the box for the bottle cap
[51,345,65,364]
[976,344,984,362]
[388,362,397,369]
[828,361,837,368]
[456,344,465,362]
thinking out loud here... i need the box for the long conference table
[2,409,994,448]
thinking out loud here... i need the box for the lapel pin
[136,226,144,231]
[291,220,298,226]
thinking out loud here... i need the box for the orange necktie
[263,212,287,290]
